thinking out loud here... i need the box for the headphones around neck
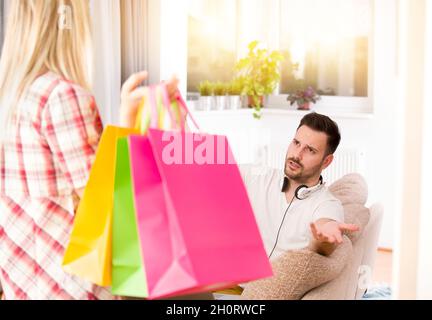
[294,176,324,200]
[281,176,325,200]
[269,175,325,259]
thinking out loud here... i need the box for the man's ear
[322,154,334,170]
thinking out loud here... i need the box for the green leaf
[248,40,259,52]
[234,40,283,103]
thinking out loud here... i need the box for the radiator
[223,130,365,184]
[265,147,365,185]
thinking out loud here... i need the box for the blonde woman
[0,0,178,300]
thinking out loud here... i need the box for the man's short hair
[297,112,341,155]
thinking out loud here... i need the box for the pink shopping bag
[128,126,273,299]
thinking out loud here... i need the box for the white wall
[367,0,399,249]
[392,0,432,300]
[151,0,399,249]
[416,0,432,298]
[417,0,432,298]
[191,107,396,251]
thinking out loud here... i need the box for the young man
[240,112,359,260]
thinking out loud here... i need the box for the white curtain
[121,0,149,84]
[91,0,149,125]
[0,0,3,48]
[91,0,122,125]
[0,0,7,53]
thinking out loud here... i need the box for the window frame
[267,0,375,113]
[155,0,391,115]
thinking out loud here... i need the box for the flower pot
[215,95,228,110]
[297,102,311,111]
[228,95,242,110]
[199,96,216,111]
[241,96,248,108]
[247,96,265,109]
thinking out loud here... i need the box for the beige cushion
[241,173,370,300]
[301,242,364,300]
[329,174,368,206]
[329,174,370,243]
[241,236,353,300]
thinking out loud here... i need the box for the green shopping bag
[111,84,191,298]
[112,137,148,297]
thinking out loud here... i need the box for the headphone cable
[268,176,323,259]
[268,195,296,260]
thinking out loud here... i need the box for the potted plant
[235,41,284,119]
[213,81,229,111]
[287,86,321,111]
[198,80,215,111]
[227,78,243,110]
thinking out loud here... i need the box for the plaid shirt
[0,72,115,300]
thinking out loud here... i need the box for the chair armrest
[241,236,353,300]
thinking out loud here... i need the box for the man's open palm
[310,221,360,245]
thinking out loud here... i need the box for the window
[187,0,373,110]
[187,0,238,91]
[279,0,370,97]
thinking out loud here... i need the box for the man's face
[284,125,333,183]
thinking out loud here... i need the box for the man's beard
[284,157,323,184]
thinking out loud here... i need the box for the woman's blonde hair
[0,0,92,129]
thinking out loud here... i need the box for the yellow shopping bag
[62,85,187,287]
[62,126,139,286]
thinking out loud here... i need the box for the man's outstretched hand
[309,220,360,256]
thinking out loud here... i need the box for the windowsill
[189,107,375,120]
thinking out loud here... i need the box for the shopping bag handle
[172,88,201,132]
[159,82,200,132]
[134,83,201,134]
[159,83,183,131]
[148,85,159,129]
[134,85,180,134]
[134,87,150,133]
